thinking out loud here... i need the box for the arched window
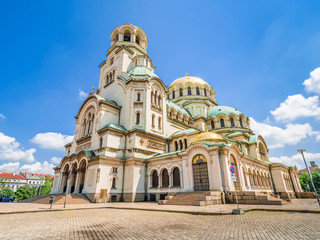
[230,118,235,127]
[112,177,116,189]
[211,120,215,129]
[173,168,180,187]
[83,119,87,136]
[110,73,113,82]
[162,169,169,187]
[113,70,115,81]
[136,36,140,44]
[154,91,157,104]
[240,118,243,127]
[136,112,140,125]
[179,140,183,150]
[158,117,161,129]
[99,137,103,149]
[152,170,158,187]
[152,115,155,128]
[87,113,92,134]
[204,89,207,96]
[151,92,153,104]
[175,141,178,151]
[172,91,175,99]
[179,88,183,96]
[220,118,225,128]
[184,139,187,149]
[124,31,131,41]
[188,87,191,95]
[137,93,141,101]
[196,87,200,95]
[158,95,161,106]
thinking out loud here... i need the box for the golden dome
[193,131,225,143]
[169,76,210,88]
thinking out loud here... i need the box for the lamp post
[297,149,320,206]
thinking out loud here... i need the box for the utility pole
[297,149,320,207]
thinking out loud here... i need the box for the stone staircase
[21,193,92,204]
[227,191,284,205]
[159,191,222,206]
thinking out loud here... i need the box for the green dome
[127,66,159,78]
[207,105,242,118]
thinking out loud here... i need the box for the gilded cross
[90,86,95,94]
[184,72,189,76]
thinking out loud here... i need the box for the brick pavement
[0,199,319,215]
[0,208,319,239]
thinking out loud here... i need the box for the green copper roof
[84,150,95,158]
[171,128,199,137]
[167,100,192,117]
[207,105,242,118]
[148,149,185,159]
[100,97,119,107]
[127,66,159,78]
[248,134,258,143]
[98,124,127,132]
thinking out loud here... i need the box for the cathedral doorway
[192,154,209,191]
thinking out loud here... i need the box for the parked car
[0,194,15,202]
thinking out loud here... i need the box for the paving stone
[0,208,319,239]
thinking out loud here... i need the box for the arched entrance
[192,154,209,191]
[78,160,87,193]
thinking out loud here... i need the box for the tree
[299,170,320,193]
[0,177,7,190]
[40,183,52,195]
[14,185,34,200]
[0,188,14,197]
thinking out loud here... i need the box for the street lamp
[297,149,320,206]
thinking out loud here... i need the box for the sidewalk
[0,199,319,215]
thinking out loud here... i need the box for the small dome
[193,131,225,143]
[127,66,159,78]
[169,76,210,88]
[207,105,242,118]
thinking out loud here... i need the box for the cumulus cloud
[19,161,55,175]
[78,89,88,100]
[0,113,5,119]
[303,67,320,94]
[0,162,20,172]
[250,118,315,149]
[0,132,36,162]
[50,156,62,165]
[270,94,320,122]
[0,161,54,174]
[270,152,320,170]
[31,132,73,151]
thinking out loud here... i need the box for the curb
[0,205,319,216]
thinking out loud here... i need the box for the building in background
[20,172,46,188]
[0,172,27,192]
[51,24,303,204]
[297,161,319,176]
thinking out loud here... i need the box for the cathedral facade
[51,24,302,204]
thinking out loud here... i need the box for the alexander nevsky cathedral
[51,24,303,205]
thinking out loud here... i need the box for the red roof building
[0,172,26,180]
[20,172,54,179]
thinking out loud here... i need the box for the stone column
[169,173,172,187]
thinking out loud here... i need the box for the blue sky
[0,0,320,174]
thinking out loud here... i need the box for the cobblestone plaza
[0,208,319,239]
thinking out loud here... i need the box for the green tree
[0,187,14,197]
[40,183,52,195]
[299,170,320,192]
[0,177,7,190]
[14,185,34,200]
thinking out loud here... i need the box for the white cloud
[0,132,36,162]
[0,162,20,172]
[250,118,315,149]
[50,157,62,165]
[31,132,73,151]
[270,152,320,170]
[0,113,5,119]
[19,161,54,175]
[270,94,320,122]
[303,67,320,94]
[78,89,88,100]
[0,161,55,175]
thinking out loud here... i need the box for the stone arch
[160,168,169,187]
[151,169,159,188]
